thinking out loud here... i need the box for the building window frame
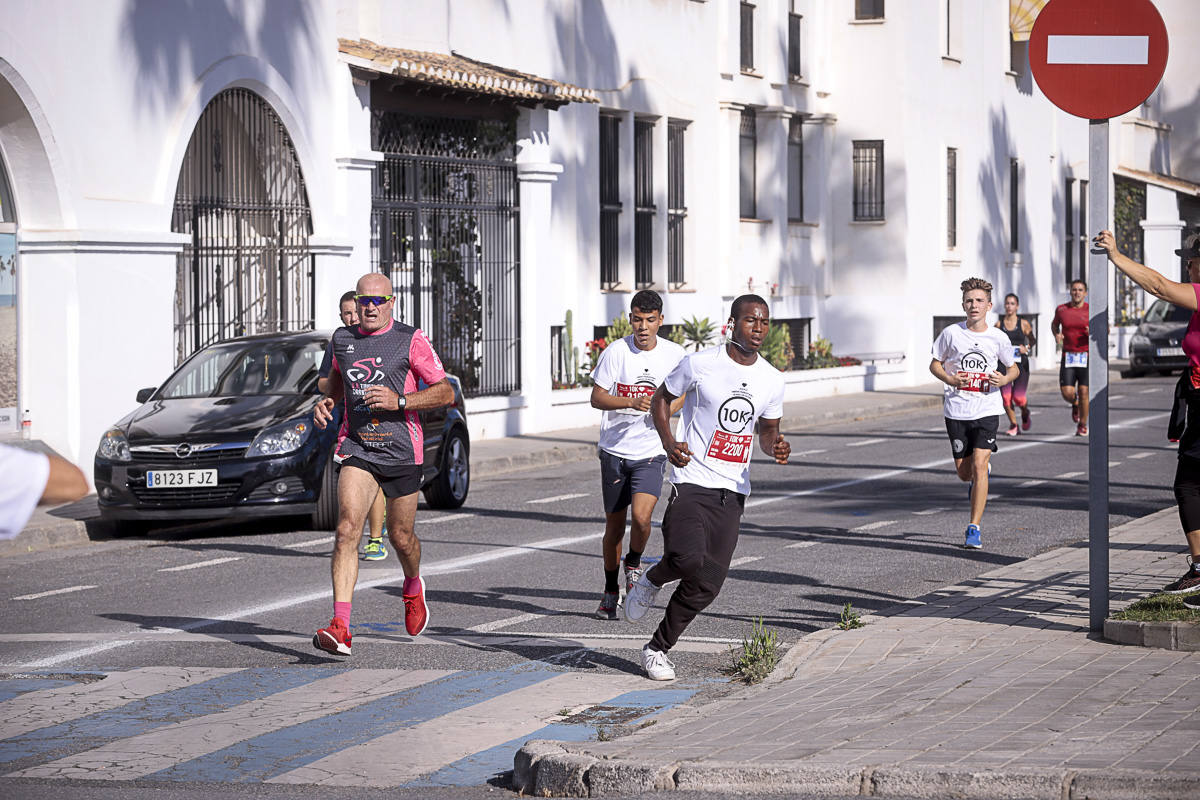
[633,118,655,289]
[739,109,757,219]
[599,112,622,290]
[787,8,803,80]
[946,147,957,250]
[788,117,804,222]
[855,0,885,21]
[852,140,884,221]
[668,119,688,288]
[1009,157,1020,255]
[740,2,755,73]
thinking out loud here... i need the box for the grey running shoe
[642,644,676,680]
[595,591,619,620]
[1162,558,1200,595]
[624,563,644,596]
[624,572,661,622]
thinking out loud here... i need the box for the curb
[1104,618,1200,651]
[513,741,1200,798]
[0,518,89,558]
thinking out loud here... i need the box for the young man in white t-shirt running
[930,278,1019,550]
[589,290,686,619]
[625,294,790,681]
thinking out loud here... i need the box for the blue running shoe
[963,524,982,549]
[362,538,388,561]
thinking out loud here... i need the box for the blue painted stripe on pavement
[0,667,334,767]
[144,662,563,784]
[0,678,79,705]
[410,685,700,787]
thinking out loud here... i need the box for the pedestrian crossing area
[0,664,700,788]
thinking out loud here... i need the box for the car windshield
[160,339,324,398]
[1144,300,1192,324]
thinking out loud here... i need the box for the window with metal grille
[668,120,687,287]
[855,0,884,20]
[172,88,314,364]
[1009,157,1020,253]
[600,114,622,289]
[740,2,755,72]
[1009,34,1028,74]
[788,12,802,78]
[946,148,957,249]
[788,118,804,222]
[369,110,520,398]
[775,317,811,369]
[740,109,757,219]
[634,119,655,288]
[852,140,884,221]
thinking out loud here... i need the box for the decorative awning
[338,39,598,107]
[1116,166,1200,198]
[1009,0,1049,42]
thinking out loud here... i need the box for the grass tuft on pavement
[728,617,779,684]
[1111,593,1200,623]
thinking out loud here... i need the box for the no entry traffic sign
[1029,0,1168,120]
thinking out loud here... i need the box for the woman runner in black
[996,293,1036,436]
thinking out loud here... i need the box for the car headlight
[1130,334,1151,347]
[247,418,313,458]
[97,429,131,462]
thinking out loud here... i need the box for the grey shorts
[599,450,667,513]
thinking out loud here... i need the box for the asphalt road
[0,373,1181,797]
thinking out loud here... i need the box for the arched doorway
[172,88,314,363]
[0,155,16,430]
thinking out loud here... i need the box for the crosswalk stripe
[0,667,237,741]
[12,585,97,601]
[850,520,896,532]
[11,670,448,781]
[728,556,762,568]
[267,672,646,786]
[1129,452,1155,459]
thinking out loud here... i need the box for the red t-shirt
[1182,285,1200,371]
[1053,302,1089,353]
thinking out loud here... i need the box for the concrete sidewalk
[514,507,1200,799]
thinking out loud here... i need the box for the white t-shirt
[591,335,686,460]
[931,321,1017,420]
[0,444,50,540]
[664,345,786,495]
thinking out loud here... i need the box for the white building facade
[0,0,1194,474]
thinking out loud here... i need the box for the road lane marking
[1129,452,1155,459]
[728,556,762,568]
[283,537,334,550]
[784,541,818,549]
[469,612,548,633]
[1056,471,1084,480]
[1047,35,1148,66]
[527,493,588,504]
[1019,479,1047,488]
[1109,461,1121,468]
[12,585,97,601]
[912,508,945,516]
[158,557,241,572]
[418,513,474,524]
[792,449,827,456]
[846,438,885,447]
[850,520,897,532]
[1139,387,1160,394]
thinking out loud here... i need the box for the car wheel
[424,428,469,509]
[311,451,339,530]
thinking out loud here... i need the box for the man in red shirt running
[1051,280,1090,436]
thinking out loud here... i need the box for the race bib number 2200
[707,430,753,463]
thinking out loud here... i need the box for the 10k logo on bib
[707,396,755,463]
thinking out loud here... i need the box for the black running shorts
[1060,353,1089,388]
[338,456,422,498]
[944,415,1000,460]
[599,450,667,513]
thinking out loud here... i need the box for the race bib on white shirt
[1065,350,1087,368]
[931,322,1016,421]
[591,335,686,461]
[664,345,786,495]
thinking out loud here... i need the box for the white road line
[745,412,1168,513]
[1129,452,1155,460]
[1056,471,1085,480]
[1019,479,1047,488]
[12,585,97,601]
[792,449,827,456]
[846,438,886,447]
[912,508,945,516]
[850,520,897,532]
[784,541,819,549]
[527,493,589,505]
[468,612,548,633]
[988,494,1001,501]
[1109,461,1121,468]
[157,557,241,573]
[283,537,334,550]
[1109,394,1125,400]
[728,556,763,568]
[417,513,474,524]
[1140,388,1160,394]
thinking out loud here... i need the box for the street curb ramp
[513,742,1200,798]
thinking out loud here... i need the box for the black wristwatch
[397,394,407,411]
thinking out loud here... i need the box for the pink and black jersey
[329,320,447,466]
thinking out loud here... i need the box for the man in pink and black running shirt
[311,273,453,655]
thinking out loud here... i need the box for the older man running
[312,273,453,655]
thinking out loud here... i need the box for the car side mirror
[135,387,156,404]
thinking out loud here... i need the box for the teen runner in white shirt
[624,294,790,681]
[930,277,1019,551]
[589,290,685,619]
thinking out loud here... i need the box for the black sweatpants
[1174,455,1200,532]
[645,483,745,653]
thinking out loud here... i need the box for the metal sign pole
[1088,118,1110,631]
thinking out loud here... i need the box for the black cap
[1175,233,1200,259]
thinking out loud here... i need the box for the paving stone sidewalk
[516,507,1200,799]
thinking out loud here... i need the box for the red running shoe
[313,618,352,656]
[1076,424,1088,437]
[403,576,429,636]
[1021,407,1031,431]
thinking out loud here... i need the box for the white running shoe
[642,644,676,680]
[624,571,661,622]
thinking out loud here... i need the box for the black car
[94,330,470,530]
[1127,299,1192,377]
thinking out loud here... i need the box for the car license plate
[1156,347,1184,357]
[145,469,218,488]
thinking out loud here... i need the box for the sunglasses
[355,294,394,307]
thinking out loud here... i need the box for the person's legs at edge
[625,491,657,589]
[598,506,629,619]
[1001,382,1018,435]
[1077,385,1090,434]
[385,491,427,635]
[315,466,378,655]
[1165,456,1200,594]
[363,489,388,561]
[1061,382,1078,420]
[1012,369,1031,430]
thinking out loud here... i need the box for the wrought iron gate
[371,111,520,397]
[172,88,314,363]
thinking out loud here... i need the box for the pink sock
[334,601,351,626]
[403,576,422,596]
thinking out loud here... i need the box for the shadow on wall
[120,0,320,116]
[976,107,1035,309]
[1161,83,1200,182]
